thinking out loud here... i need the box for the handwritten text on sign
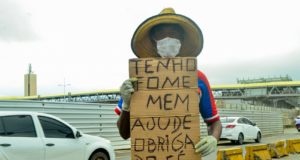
[129,58,201,160]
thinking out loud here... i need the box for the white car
[0,111,115,160]
[220,116,261,145]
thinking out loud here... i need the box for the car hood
[81,133,111,145]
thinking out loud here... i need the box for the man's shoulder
[197,70,208,80]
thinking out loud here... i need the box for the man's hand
[120,78,137,111]
[195,135,217,157]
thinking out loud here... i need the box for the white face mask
[156,37,181,58]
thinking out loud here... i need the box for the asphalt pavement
[115,128,300,160]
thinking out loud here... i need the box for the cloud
[0,0,37,41]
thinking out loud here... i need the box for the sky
[0,0,299,96]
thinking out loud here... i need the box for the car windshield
[220,117,236,123]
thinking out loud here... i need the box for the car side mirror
[76,131,82,138]
[252,122,256,126]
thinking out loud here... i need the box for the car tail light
[226,125,236,128]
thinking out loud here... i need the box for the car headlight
[105,139,111,144]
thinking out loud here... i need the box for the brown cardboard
[129,57,201,160]
[131,148,200,160]
[130,115,201,159]
[130,90,199,117]
[130,115,200,140]
[129,57,197,74]
[129,57,198,91]
[130,73,198,91]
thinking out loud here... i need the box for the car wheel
[255,132,261,143]
[90,151,109,160]
[237,133,244,145]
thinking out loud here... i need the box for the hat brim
[131,13,204,58]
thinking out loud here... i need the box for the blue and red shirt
[114,70,220,124]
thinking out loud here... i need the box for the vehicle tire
[255,132,261,143]
[237,133,244,145]
[89,151,109,160]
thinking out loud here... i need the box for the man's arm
[207,120,222,141]
[116,79,136,140]
[195,70,222,156]
[197,70,222,140]
[117,110,130,140]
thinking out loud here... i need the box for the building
[24,64,37,96]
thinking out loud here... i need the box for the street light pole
[58,78,71,101]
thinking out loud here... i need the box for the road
[115,128,300,160]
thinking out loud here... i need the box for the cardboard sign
[129,57,201,160]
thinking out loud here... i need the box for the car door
[38,116,85,160]
[243,118,258,139]
[240,118,255,139]
[0,115,44,160]
[237,118,248,138]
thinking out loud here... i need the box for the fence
[218,102,299,127]
[218,109,283,136]
[0,100,128,150]
[0,100,285,149]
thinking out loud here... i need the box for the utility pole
[58,78,71,101]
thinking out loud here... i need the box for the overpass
[212,81,300,108]
[1,81,300,107]
[0,89,120,103]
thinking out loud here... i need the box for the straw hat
[131,8,204,58]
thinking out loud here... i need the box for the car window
[237,118,244,124]
[220,118,236,123]
[38,116,74,139]
[1,115,37,137]
[0,118,5,136]
[243,118,253,125]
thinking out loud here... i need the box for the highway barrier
[217,139,300,160]
[286,138,300,153]
[217,147,243,160]
[268,140,288,158]
[245,144,271,160]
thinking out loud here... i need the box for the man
[295,116,300,131]
[115,8,222,157]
